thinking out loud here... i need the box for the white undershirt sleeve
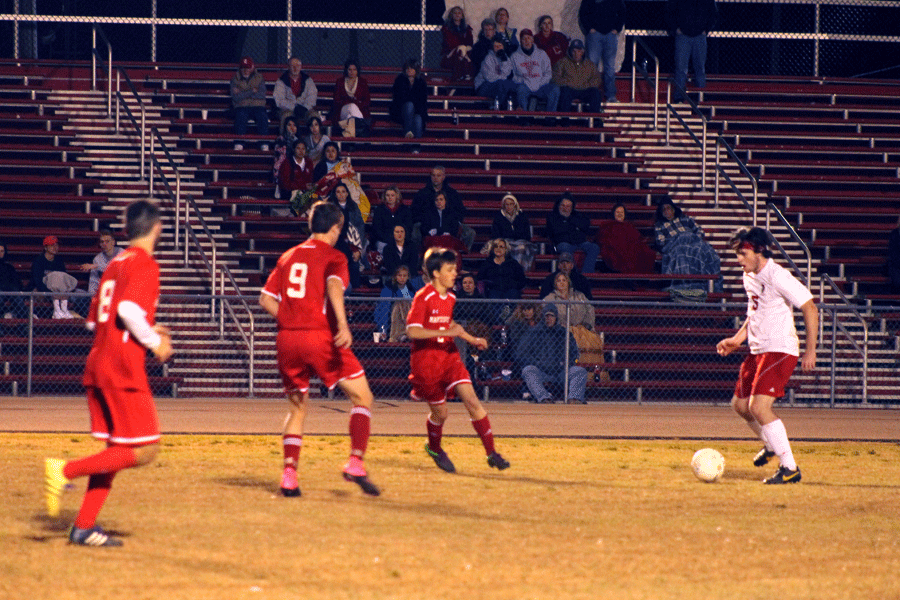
[117,300,162,350]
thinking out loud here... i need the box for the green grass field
[2,433,899,600]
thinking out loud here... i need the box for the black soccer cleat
[69,526,123,547]
[487,452,510,470]
[342,472,381,496]
[753,447,776,467]
[424,444,456,473]
[763,465,802,484]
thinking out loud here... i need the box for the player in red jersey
[44,200,173,547]
[259,200,380,497]
[406,247,510,473]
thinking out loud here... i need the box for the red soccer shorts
[734,352,799,399]
[409,352,472,405]
[86,385,160,446]
[277,329,365,393]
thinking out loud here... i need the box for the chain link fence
[2,292,895,406]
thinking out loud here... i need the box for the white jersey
[742,259,813,356]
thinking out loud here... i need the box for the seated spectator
[381,225,419,279]
[539,251,594,300]
[517,303,588,404]
[441,6,474,81]
[421,192,463,240]
[475,36,517,109]
[390,58,428,140]
[374,265,418,342]
[490,193,536,271]
[330,182,367,290]
[230,56,268,151]
[543,271,595,330]
[888,215,900,293]
[0,240,25,319]
[80,229,123,295]
[30,236,85,319]
[279,142,314,204]
[554,39,602,114]
[330,59,372,138]
[546,192,600,273]
[534,15,569,66]
[512,29,559,112]
[312,141,342,183]
[272,116,300,196]
[302,115,330,166]
[471,18,498,74]
[596,203,657,274]
[454,273,485,324]
[477,238,527,306]
[654,195,722,292]
[273,56,318,128]
[494,7,519,55]
[371,186,413,254]
[411,166,475,251]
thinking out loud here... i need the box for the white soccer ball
[691,448,725,483]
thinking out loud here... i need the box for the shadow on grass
[213,476,276,491]
[28,513,131,542]
[376,456,604,488]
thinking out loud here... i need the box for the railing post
[701,118,707,191]
[26,293,33,397]
[91,26,97,90]
[665,83,671,146]
[114,71,120,133]
[630,39,636,103]
[653,59,659,131]
[148,131,154,196]
[714,138,720,209]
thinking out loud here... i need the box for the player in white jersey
[716,227,818,484]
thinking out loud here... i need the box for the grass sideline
[2,433,899,600]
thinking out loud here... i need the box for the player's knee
[287,392,307,410]
[133,443,159,466]
[430,404,448,424]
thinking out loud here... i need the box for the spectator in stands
[371,186,413,254]
[546,192,600,273]
[274,56,318,127]
[512,29,560,112]
[374,265,418,342]
[272,116,300,197]
[230,56,269,151]
[475,36,517,109]
[554,38,603,114]
[540,251,594,300]
[543,271,596,330]
[330,59,372,138]
[579,0,626,104]
[454,273,486,324]
[80,229,123,295]
[654,195,722,292]
[441,6,474,81]
[278,142,314,202]
[411,166,475,251]
[381,225,419,280]
[421,191,463,240]
[472,18,498,74]
[312,141,342,183]
[30,235,83,319]
[477,238,528,313]
[494,7,519,56]
[666,0,718,103]
[0,240,25,320]
[596,203,657,274]
[302,115,330,166]
[534,15,569,66]
[505,301,539,350]
[329,182,367,290]
[490,193,536,271]
[887,215,900,293]
[517,303,588,404]
[390,58,429,140]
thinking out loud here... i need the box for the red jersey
[262,238,349,332]
[83,246,160,391]
[407,284,457,358]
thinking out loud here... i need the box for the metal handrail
[819,274,868,404]
[629,37,660,131]
[714,135,759,226]
[90,25,112,117]
[765,203,812,286]
[664,78,710,190]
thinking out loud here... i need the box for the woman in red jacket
[330,59,372,137]
[278,142,313,201]
[441,6,474,81]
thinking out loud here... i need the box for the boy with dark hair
[716,226,817,484]
[406,247,510,473]
[260,200,380,497]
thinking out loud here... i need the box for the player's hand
[153,332,173,363]
[471,337,488,351]
[334,325,353,349]
[80,263,94,272]
[716,337,739,356]
[800,349,816,372]
[153,324,171,337]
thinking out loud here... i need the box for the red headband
[739,241,758,252]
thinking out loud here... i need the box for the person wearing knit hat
[516,302,589,404]
[578,0,626,103]
[230,56,269,151]
[511,28,560,112]
[553,37,602,113]
[489,193,536,271]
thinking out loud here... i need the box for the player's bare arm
[799,299,818,372]
[259,292,280,318]
[327,277,353,349]
[716,320,748,356]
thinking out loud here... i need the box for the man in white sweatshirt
[511,29,559,112]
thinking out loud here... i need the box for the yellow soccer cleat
[44,458,69,517]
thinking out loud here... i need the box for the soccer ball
[691,448,725,483]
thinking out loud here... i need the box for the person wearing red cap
[30,235,81,319]
[230,56,269,151]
